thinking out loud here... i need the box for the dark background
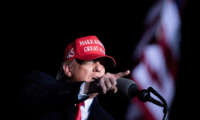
[7,0,197,119]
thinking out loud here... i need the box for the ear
[63,63,72,77]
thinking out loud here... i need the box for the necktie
[75,102,84,120]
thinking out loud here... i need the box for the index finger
[114,70,130,79]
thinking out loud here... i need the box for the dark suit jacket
[17,71,114,120]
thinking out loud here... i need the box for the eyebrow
[75,59,85,64]
[75,59,94,65]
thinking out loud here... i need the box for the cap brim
[75,54,116,67]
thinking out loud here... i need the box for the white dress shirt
[78,82,94,120]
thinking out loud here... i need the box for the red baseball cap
[64,35,116,66]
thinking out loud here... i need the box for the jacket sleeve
[21,71,82,110]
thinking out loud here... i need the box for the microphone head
[117,78,139,98]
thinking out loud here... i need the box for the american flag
[126,0,182,120]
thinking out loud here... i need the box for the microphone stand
[137,87,168,120]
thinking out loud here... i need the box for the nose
[93,61,105,75]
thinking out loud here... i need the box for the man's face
[70,59,106,82]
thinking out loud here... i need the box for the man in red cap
[21,35,130,120]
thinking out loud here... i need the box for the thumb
[114,70,130,79]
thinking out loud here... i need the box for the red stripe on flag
[157,25,178,79]
[132,98,155,120]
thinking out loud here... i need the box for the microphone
[117,78,154,101]
[117,78,168,120]
[117,78,163,102]
[116,78,168,107]
[117,78,139,98]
